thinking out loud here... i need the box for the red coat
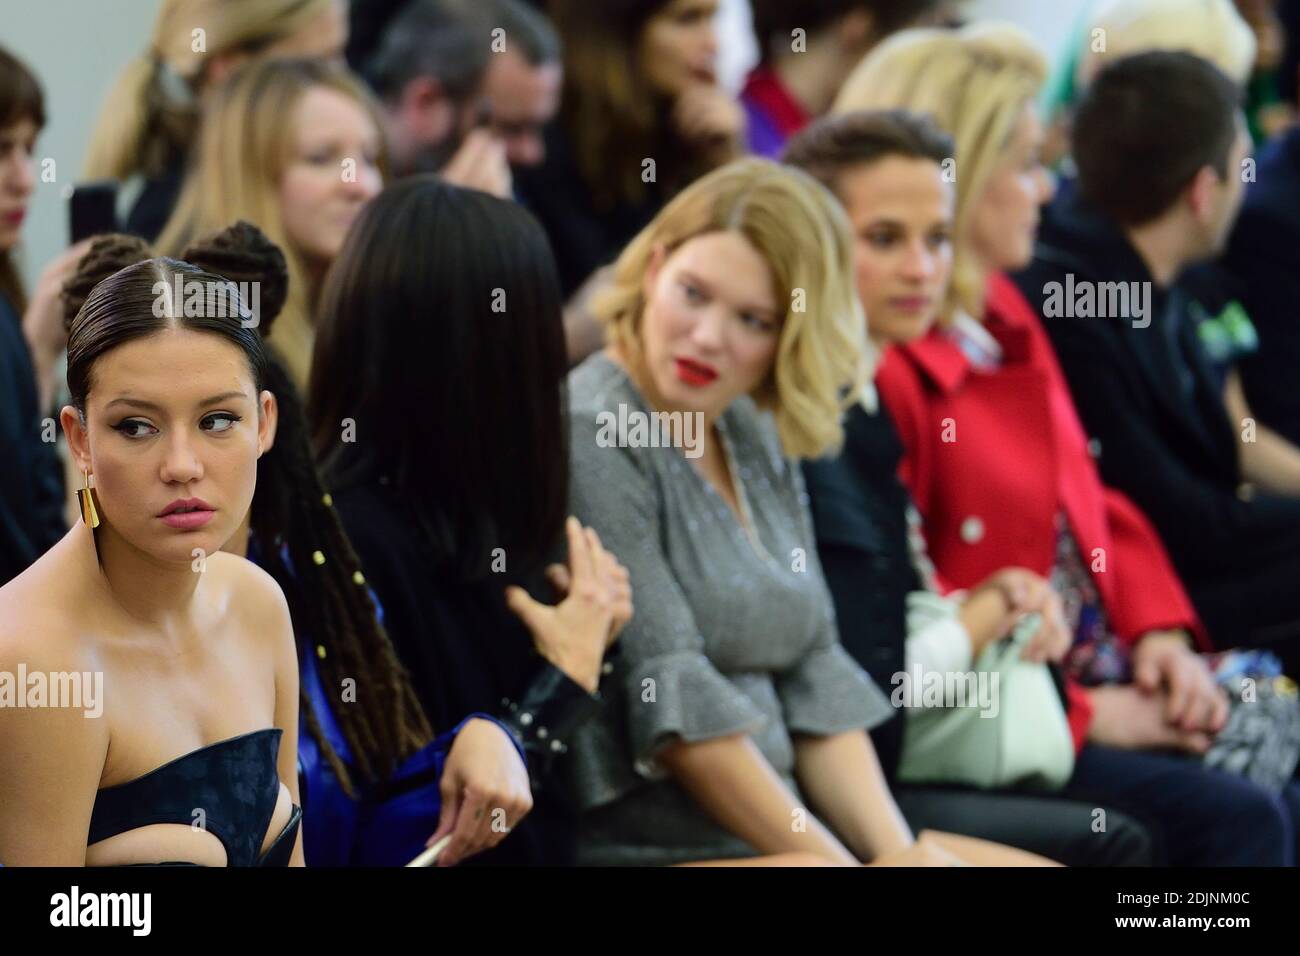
[876,273,1207,749]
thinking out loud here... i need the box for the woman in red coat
[830,25,1300,865]
[836,22,1225,744]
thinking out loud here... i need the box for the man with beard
[355,0,562,196]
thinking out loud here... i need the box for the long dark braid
[243,349,432,792]
[64,225,433,797]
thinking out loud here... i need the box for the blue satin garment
[249,538,525,867]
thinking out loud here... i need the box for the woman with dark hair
[0,46,86,585]
[515,0,747,361]
[0,250,302,866]
[59,223,538,867]
[309,176,632,865]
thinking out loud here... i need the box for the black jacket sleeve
[1227,201,1300,446]
[1014,265,1300,578]
[331,484,605,790]
[0,299,65,585]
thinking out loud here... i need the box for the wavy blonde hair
[84,0,337,182]
[595,157,870,461]
[157,58,386,390]
[833,23,1047,323]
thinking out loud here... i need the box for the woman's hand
[671,84,745,162]
[1018,586,1071,664]
[1133,630,1228,733]
[426,718,533,867]
[1086,684,1217,753]
[506,516,631,691]
[966,567,1071,662]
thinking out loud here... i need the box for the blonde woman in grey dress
[564,158,1047,867]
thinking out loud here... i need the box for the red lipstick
[674,357,718,387]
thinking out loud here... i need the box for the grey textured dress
[565,352,892,865]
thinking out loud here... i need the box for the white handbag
[894,591,1076,791]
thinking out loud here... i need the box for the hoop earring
[77,469,101,528]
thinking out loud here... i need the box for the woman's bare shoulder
[0,549,110,832]
[0,544,98,675]
[203,552,296,658]
[203,551,290,613]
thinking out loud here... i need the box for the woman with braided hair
[311,178,638,866]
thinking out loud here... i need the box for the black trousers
[893,783,1154,866]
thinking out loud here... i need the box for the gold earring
[78,468,100,528]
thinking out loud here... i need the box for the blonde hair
[157,58,386,390]
[595,158,871,460]
[84,0,336,181]
[833,24,1047,322]
[1077,0,1256,89]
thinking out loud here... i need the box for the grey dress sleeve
[569,412,767,780]
[774,447,895,736]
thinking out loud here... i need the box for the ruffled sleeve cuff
[623,650,768,780]
[778,641,894,736]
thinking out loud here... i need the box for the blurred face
[639,0,720,97]
[63,328,275,566]
[484,49,562,167]
[838,156,955,347]
[967,106,1055,272]
[638,231,781,421]
[279,86,383,267]
[0,117,37,252]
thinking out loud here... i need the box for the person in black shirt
[1014,51,1300,656]
[515,0,748,363]
[0,47,65,585]
[1224,0,1300,447]
[308,177,631,864]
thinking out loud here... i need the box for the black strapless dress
[87,728,301,866]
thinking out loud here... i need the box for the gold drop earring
[78,468,101,528]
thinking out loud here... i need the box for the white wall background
[966,0,1094,64]
[3,0,161,289]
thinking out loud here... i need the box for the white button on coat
[960,516,985,544]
